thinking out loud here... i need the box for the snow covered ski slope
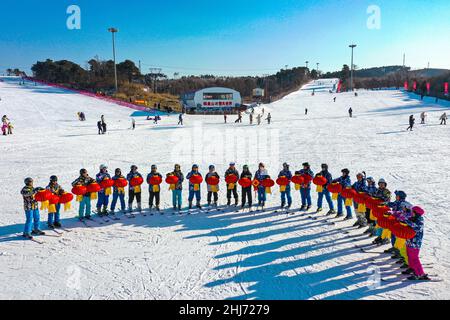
[0,77,449,300]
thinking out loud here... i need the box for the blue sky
[0,0,449,76]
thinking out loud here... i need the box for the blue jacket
[186,171,203,192]
[352,179,367,193]
[126,172,143,192]
[146,172,163,186]
[333,175,352,188]
[278,169,292,190]
[405,216,424,249]
[366,184,377,196]
[96,172,111,194]
[255,169,269,190]
[112,174,126,193]
[317,170,333,188]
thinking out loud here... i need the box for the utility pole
[349,44,357,91]
[108,27,119,93]
[305,61,309,69]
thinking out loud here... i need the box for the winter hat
[24,177,33,185]
[395,190,407,200]
[229,162,236,167]
[151,165,157,170]
[367,177,375,183]
[321,164,328,170]
[100,164,108,171]
[115,168,121,174]
[80,168,87,175]
[283,163,289,168]
[378,178,387,186]
[209,165,215,170]
[50,175,58,182]
[131,165,138,171]
[192,164,199,169]
[302,162,310,168]
[341,168,350,175]
[412,206,425,216]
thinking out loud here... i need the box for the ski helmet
[24,177,33,185]
[395,190,407,200]
[229,162,236,167]
[303,162,310,168]
[209,165,215,170]
[243,165,249,170]
[367,177,375,184]
[100,164,108,171]
[321,164,328,170]
[131,165,138,171]
[115,168,121,175]
[283,163,289,169]
[80,168,87,175]
[151,165,157,170]
[259,162,265,168]
[378,178,387,186]
[50,175,58,182]
[341,168,350,175]
[192,164,199,169]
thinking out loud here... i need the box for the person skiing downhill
[147,165,163,212]
[254,163,269,209]
[96,164,111,216]
[278,163,293,209]
[186,164,202,210]
[298,162,314,211]
[21,178,45,239]
[440,112,447,125]
[168,164,184,211]
[316,164,335,215]
[407,115,415,131]
[46,175,65,229]
[332,168,353,220]
[110,168,126,214]
[127,165,143,213]
[240,165,253,210]
[205,165,220,207]
[225,162,239,206]
[72,169,95,220]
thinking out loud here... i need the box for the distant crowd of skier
[21,161,430,281]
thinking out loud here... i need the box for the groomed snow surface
[0,77,449,300]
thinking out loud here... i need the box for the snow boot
[343,216,353,221]
[189,201,193,210]
[23,233,33,240]
[196,202,202,210]
[326,209,336,216]
[384,247,396,254]
[300,205,306,211]
[408,275,431,281]
[137,203,142,213]
[48,223,55,229]
[402,268,414,275]
[306,205,312,211]
[32,230,46,236]
[316,208,323,213]
[227,199,231,206]
[54,222,62,228]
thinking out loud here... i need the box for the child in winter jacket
[206,165,220,207]
[353,172,368,227]
[167,164,184,211]
[298,162,314,211]
[254,163,269,208]
[371,178,392,245]
[400,206,430,281]
[317,164,335,215]
[72,169,95,219]
[186,164,203,209]
[110,168,126,214]
[240,165,253,209]
[21,178,45,238]
[332,168,352,219]
[96,164,111,216]
[127,165,143,213]
[225,162,239,206]
[147,165,163,211]
[46,175,65,228]
[278,163,293,209]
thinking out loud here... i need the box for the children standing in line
[21,178,45,239]
[127,165,143,213]
[110,168,126,214]
[46,175,64,229]
[147,165,162,212]
[72,169,95,220]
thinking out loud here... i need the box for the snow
[0,77,449,300]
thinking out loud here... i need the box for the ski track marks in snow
[0,77,449,300]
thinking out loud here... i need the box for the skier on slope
[186,164,202,210]
[205,165,220,207]
[348,107,353,118]
[240,165,253,210]
[97,121,103,135]
[316,164,335,215]
[21,178,45,239]
[420,112,426,124]
[72,169,96,220]
[46,175,65,229]
[254,163,270,209]
[96,164,111,216]
[297,162,314,211]
[127,165,143,213]
[110,168,126,214]
[278,163,293,209]
[266,113,272,124]
[178,113,184,126]
[352,172,368,227]
[440,112,447,125]
[407,115,415,131]
[167,164,184,211]
[256,114,262,125]
[332,168,353,220]
[147,165,163,212]
[225,162,239,206]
